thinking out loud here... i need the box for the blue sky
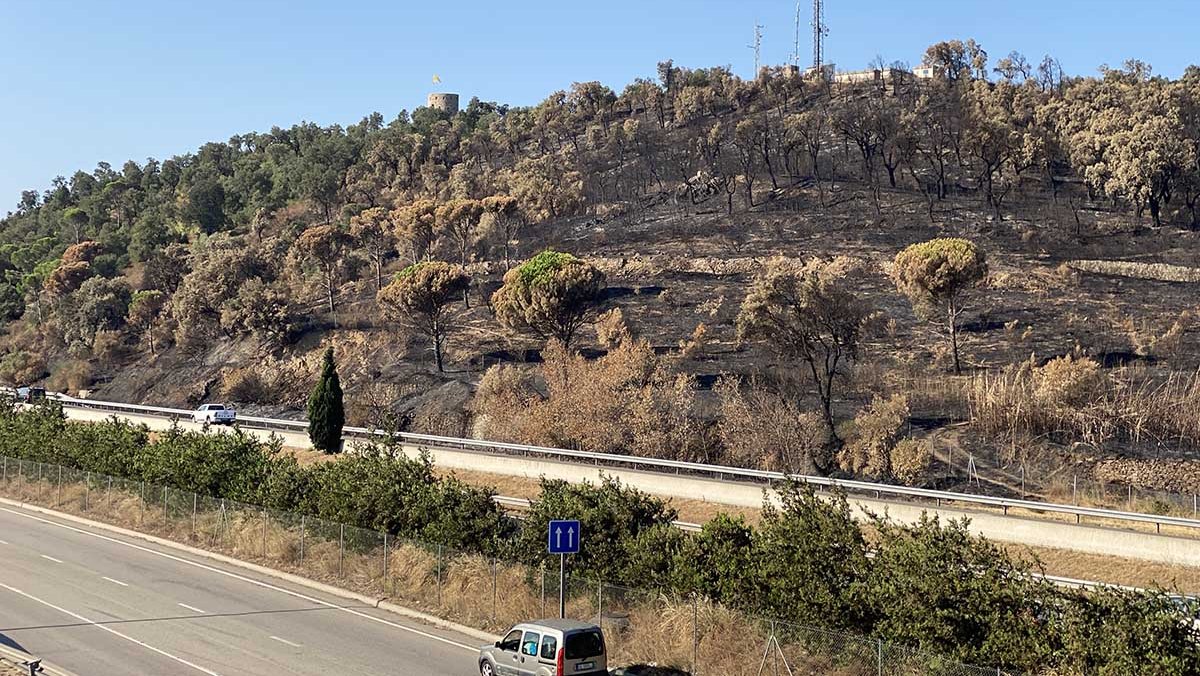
[2,0,1196,208]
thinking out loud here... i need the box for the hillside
[2,40,1200,501]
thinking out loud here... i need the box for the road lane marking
[40,555,63,563]
[0,583,221,675]
[102,576,129,587]
[269,636,302,648]
[0,506,477,652]
[177,603,206,614]
[0,539,8,544]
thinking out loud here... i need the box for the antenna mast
[792,2,802,66]
[750,23,763,75]
[812,0,828,71]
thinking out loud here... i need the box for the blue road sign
[547,520,581,554]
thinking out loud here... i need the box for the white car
[192,403,236,425]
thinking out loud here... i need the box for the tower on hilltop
[427,92,460,116]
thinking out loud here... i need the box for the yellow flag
[432,74,441,84]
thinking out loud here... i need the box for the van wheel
[480,661,495,676]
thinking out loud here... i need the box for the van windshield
[564,630,604,659]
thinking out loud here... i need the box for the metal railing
[34,391,1200,537]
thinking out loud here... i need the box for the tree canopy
[491,250,605,348]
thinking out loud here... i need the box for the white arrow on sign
[567,526,575,549]
[555,526,562,549]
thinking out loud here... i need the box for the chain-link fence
[0,455,1016,675]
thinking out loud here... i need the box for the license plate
[575,662,594,672]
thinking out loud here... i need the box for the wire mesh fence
[0,454,1017,675]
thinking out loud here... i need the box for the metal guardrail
[27,391,1200,536]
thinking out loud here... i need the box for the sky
[2,0,1197,208]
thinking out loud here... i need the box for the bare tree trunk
[326,272,337,328]
[949,301,961,375]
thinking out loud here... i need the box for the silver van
[478,619,607,676]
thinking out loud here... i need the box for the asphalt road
[0,504,482,676]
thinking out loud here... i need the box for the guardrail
[24,391,1200,537]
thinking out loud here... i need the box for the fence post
[1194,494,1197,518]
[107,476,112,513]
[262,510,268,559]
[436,544,443,607]
[300,515,306,563]
[191,493,197,536]
[139,481,145,523]
[56,465,61,507]
[2,456,6,482]
[84,471,89,511]
[338,524,345,578]
[382,533,389,583]
[692,594,698,676]
[1072,474,1078,505]
[877,638,884,676]
[163,486,168,521]
[491,557,498,626]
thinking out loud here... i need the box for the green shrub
[516,475,677,584]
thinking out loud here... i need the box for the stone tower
[427,93,460,116]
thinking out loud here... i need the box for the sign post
[547,519,580,619]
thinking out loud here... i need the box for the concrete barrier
[61,408,1200,567]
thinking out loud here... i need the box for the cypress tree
[307,346,344,453]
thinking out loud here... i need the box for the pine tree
[307,347,344,453]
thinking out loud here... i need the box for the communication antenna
[812,0,828,71]
[749,22,763,75]
[792,2,802,66]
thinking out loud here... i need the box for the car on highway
[479,619,606,676]
[192,403,237,425]
[13,386,46,403]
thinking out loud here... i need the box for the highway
[0,503,481,676]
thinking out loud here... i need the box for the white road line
[0,539,8,545]
[40,554,63,563]
[0,583,221,675]
[0,507,477,652]
[102,576,129,587]
[269,636,302,648]
[177,603,206,614]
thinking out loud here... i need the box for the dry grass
[1067,259,1200,283]
[1010,544,1200,594]
[0,658,30,676]
[966,360,1200,454]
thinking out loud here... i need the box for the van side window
[540,634,558,660]
[499,629,522,652]
[521,631,540,657]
